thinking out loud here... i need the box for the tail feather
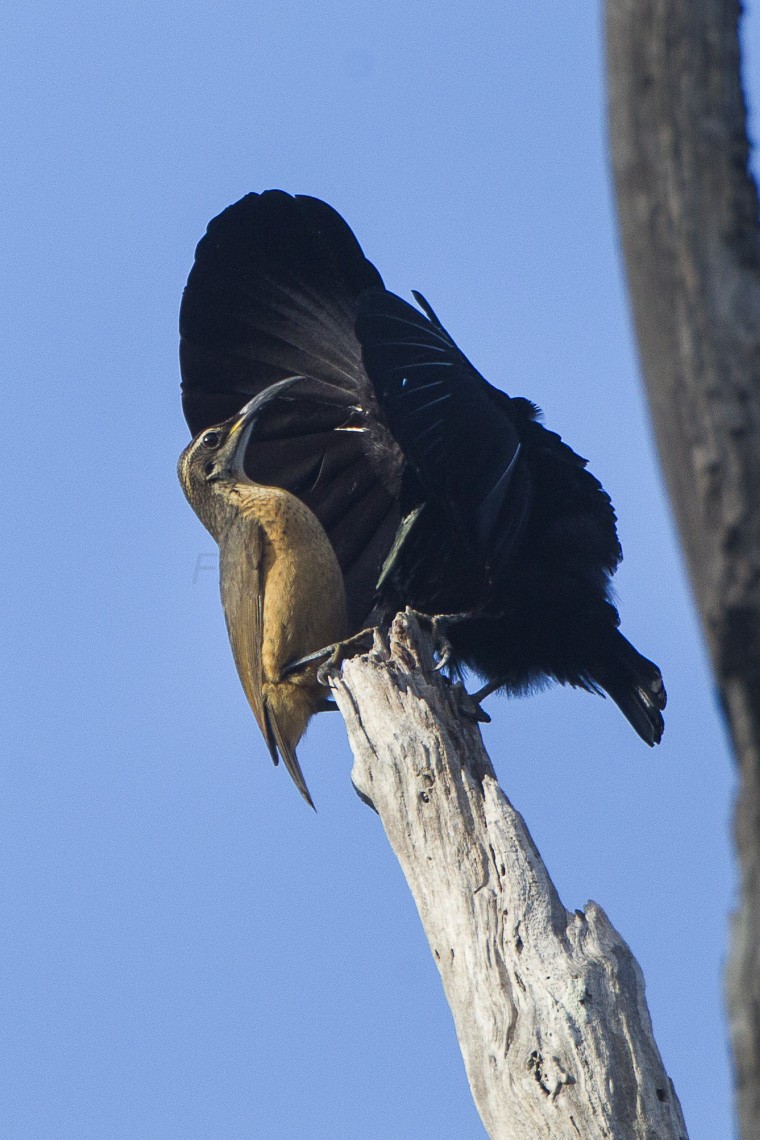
[591,631,666,746]
[263,704,316,810]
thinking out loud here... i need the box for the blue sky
[4,3,757,1136]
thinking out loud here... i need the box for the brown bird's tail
[263,704,315,810]
[590,631,667,746]
[262,682,321,809]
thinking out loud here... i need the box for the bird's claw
[456,688,492,724]
[453,676,508,722]
[404,607,472,675]
[283,627,377,685]
[316,627,378,684]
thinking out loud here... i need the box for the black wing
[230,375,402,629]
[181,190,384,430]
[357,287,623,620]
[179,192,404,627]
[357,289,529,576]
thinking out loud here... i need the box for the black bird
[180,191,666,744]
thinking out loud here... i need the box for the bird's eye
[202,430,222,449]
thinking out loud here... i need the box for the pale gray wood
[605,2,760,1133]
[330,612,687,1139]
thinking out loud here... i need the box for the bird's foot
[316,627,380,684]
[470,677,505,703]
[283,627,378,685]
[403,607,472,674]
[454,675,510,723]
[455,686,492,724]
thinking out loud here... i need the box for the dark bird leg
[453,686,492,724]
[444,675,503,725]
[398,608,491,723]
[282,627,378,680]
[403,607,475,673]
[471,677,508,703]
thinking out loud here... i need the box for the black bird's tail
[590,631,666,746]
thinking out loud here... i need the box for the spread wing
[218,514,313,806]
[180,191,404,628]
[357,289,530,577]
[180,190,385,430]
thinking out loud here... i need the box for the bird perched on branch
[179,190,666,746]
[178,394,347,806]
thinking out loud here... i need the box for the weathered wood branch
[330,612,687,1139]
[605,3,760,1133]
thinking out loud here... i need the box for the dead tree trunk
[605,1,760,1134]
[331,612,688,1139]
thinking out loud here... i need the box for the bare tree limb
[330,612,687,1139]
[605,2,760,1132]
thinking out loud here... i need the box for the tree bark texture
[605,2,760,1132]
[331,612,688,1139]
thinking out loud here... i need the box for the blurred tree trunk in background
[605,1,760,1134]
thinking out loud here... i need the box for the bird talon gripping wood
[283,626,378,683]
[456,690,492,726]
[403,608,475,676]
[179,190,667,762]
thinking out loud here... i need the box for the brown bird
[178,386,348,807]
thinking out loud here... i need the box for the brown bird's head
[177,398,261,540]
[178,377,307,509]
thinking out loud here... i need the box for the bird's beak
[224,398,260,478]
[220,377,305,478]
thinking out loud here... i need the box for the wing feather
[180,193,404,627]
[218,515,270,752]
[357,289,525,555]
[264,705,315,810]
